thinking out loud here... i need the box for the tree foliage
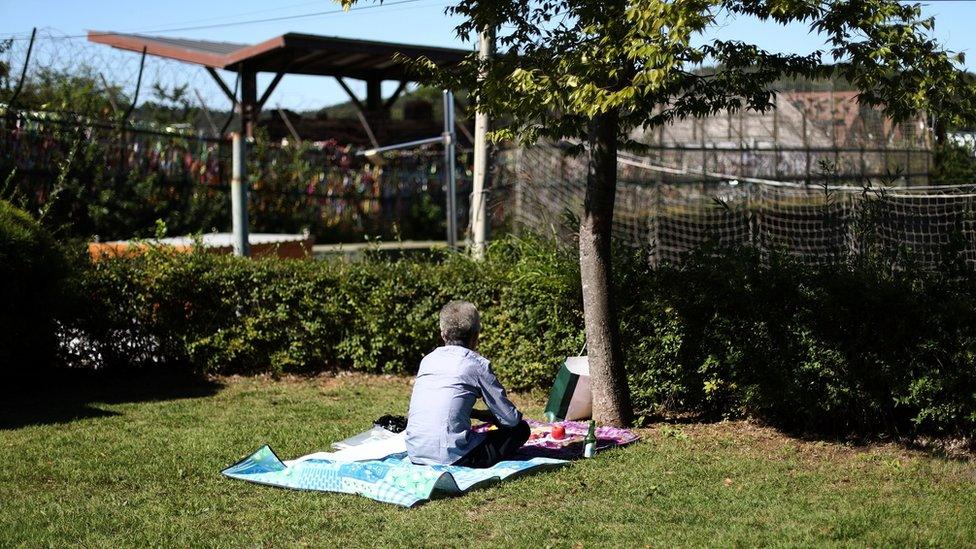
[403,0,975,147]
[338,0,976,425]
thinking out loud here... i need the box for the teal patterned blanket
[222,445,567,507]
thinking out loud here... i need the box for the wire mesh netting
[494,144,976,269]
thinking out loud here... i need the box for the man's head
[439,300,480,349]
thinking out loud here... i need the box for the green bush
[68,236,582,391]
[622,245,976,438]
[58,235,976,438]
[930,140,976,186]
[0,200,76,369]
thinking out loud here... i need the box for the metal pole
[443,90,458,249]
[802,109,810,184]
[8,28,36,110]
[357,135,446,157]
[906,146,912,186]
[470,28,494,260]
[231,132,250,257]
[700,119,707,181]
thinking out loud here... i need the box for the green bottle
[583,420,597,458]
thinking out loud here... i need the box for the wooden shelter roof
[87,31,468,80]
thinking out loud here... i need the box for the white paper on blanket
[331,425,399,450]
[285,431,408,465]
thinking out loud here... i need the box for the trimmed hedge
[621,246,976,438]
[66,237,584,392]
[0,200,77,368]
[48,235,976,439]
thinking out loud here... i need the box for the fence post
[925,147,931,185]
[771,96,779,179]
[7,28,36,111]
[906,147,912,186]
[652,181,662,267]
[802,109,811,184]
[121,47,147,122]
[738,109,745,177]
[116,46,146,177]
[700,119,707,180]
[830,85,839,173]
[514,147,523,234]
[442,90,458,249]
[231,132,250,257]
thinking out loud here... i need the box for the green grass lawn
[1,373,974,547]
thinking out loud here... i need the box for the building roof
[87,31,469,80]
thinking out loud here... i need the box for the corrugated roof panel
[88,31,467,79]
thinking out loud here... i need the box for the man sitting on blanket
[406,300,530,468]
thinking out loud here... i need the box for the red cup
[551,424,566,440]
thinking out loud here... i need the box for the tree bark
[579,107,633,427]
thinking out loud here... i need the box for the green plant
[0,199,77,370]
[385,0,976,427]
[930,139,976,186]
[4,375,976,546]
[620,243,976,438]
[67,235,583,391]
[51,234,976,438]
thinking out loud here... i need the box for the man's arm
[477,363,522,427]
[470,407,499,424]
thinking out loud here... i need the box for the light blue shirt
[405,345,523,465]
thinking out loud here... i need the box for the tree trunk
[579,107,632,427]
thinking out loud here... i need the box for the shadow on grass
[642,411,974,460]
[0,368,223,430]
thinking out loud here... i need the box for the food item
[551,424,566,440]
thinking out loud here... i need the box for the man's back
[405,345,521,465]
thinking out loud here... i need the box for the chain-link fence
[0,101,471,243]
[0,29,475,243]
[496,144,976,269]
[635,88,932,185]
[3,29,963,253]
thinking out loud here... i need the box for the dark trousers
[454,420,530,468]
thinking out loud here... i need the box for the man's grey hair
[439,300,480,347]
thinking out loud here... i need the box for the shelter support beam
[383,80,409,111]
[257,71,287,111]
[355,109,380,149]
[278,108,302,143]
[206,68,237,103]
[335,77,367,114]
[241,68,258,138]
[337,76,380,148]
[366,79,382,112]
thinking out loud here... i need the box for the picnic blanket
[516,419,639,459]
[221,420,639,507]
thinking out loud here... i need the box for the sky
[1,0,975,111]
